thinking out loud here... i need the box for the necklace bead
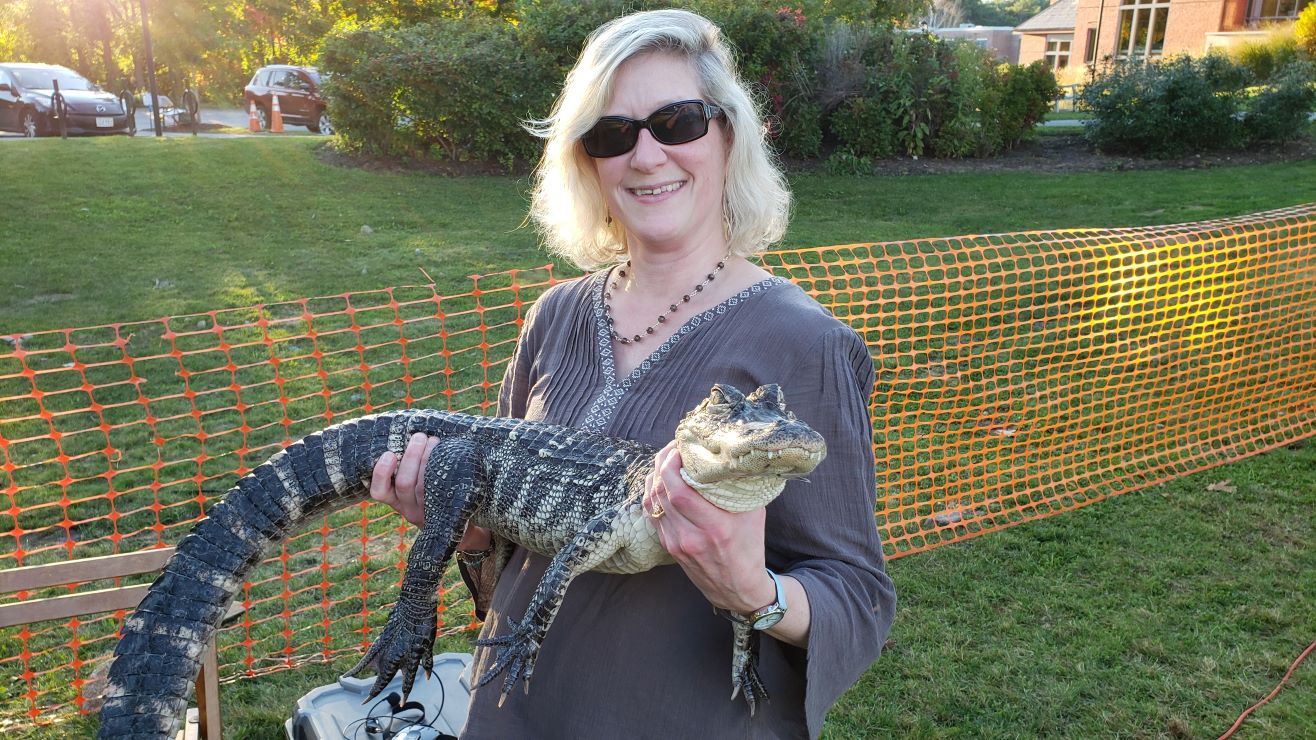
[605,257,728,345]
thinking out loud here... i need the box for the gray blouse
[459,269,896,740]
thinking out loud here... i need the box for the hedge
[319,4,1059,168]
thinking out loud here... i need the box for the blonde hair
[526,8,792,270]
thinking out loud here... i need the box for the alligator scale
[97,384,826,739]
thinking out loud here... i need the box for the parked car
[243,65,331,134]
[0,63,131,137]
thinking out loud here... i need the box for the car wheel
[256,105,269,131]
[21,110,39,138]
[315,111,332,135]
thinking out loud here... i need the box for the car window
[0,69,14,89]
[273,71,309,91]
[11,67,95,91]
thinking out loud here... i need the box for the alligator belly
[593,512,673,574]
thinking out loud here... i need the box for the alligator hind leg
[475,510,622,703]
[345,434,486,702]
[730,622,769,714]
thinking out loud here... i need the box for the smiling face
[591,52,730,255]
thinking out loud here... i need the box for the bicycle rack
[119,86,137,135]
[182,83,200,136]
[50,79,68,139]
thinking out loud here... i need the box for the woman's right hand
[369,432,491,550]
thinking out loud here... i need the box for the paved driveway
[0,107,326,139]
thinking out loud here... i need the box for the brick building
[1016,0,1310,79]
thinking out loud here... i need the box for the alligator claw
[731,658,769,715]
[730,625,769,715]
[343,598,438,701]
[474,617,542,702]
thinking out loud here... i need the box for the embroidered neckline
[579,270,786,433]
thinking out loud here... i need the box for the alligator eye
[746,384,784,409]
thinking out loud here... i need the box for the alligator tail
[95,409,432,739]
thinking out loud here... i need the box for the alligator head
[675,384,827,512]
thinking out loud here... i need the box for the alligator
[96,383,826,739]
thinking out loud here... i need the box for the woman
[371,9,895,738]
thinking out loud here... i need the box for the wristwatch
[716,568,788,631]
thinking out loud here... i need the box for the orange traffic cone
[271,95,285,133]
[248,100,261,132]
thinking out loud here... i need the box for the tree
[1296,5,1316,57]
[915,0,964,29]
[958,0,1047,27]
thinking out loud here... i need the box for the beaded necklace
[603,255,729,345]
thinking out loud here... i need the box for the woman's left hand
[644,441,777,614]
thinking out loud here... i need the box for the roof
[1015,0,1077,33]
[0,62,72,70]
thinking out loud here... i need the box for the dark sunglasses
[582,99,724,158]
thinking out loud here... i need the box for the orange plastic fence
[2,204,1315,724]
[759,204,1316,555]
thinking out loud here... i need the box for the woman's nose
[629,128,667,170]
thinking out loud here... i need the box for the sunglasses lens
[584,118,636,158]
[582,101,716,157]
[649,102,708,146]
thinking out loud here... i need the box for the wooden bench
[0,547,233,740]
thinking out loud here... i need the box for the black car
[243,64,331,134]
[0,63,131,137]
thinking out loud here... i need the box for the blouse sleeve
[767,324,896,739]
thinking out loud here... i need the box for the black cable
[326,664,464,740]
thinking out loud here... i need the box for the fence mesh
[2,204,1315,724]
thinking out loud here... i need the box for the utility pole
[139,0,163,137]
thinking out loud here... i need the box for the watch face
[752,610,784,631]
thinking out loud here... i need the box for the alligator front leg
[345,434,487,701]
[730,621,769,714]
[475,510,622,704]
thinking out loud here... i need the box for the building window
[1116,0,1170,59]
[1045,34,1072,69]
[1249,0,1311,21]
[1084,28,1098,64]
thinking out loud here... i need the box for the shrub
[320,18,557,167]
[1234,25,1302,82]
[319,21,406,155]
[1242,60,1316,143]
[517,0,666,75]
[826,27,1055,159]
[1079,56,1243,157]
[831,94,899,158]
[703,3,822,158]
[1298,5,1316,58]
[822,148,873,175]
[991,60,1059,149]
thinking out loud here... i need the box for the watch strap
[713,568,787,629]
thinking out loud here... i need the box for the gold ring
[650,502,666,519]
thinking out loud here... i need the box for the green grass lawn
[3,136,1315,333]
[2,137,1315,737]
[1044,111,1093,122]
